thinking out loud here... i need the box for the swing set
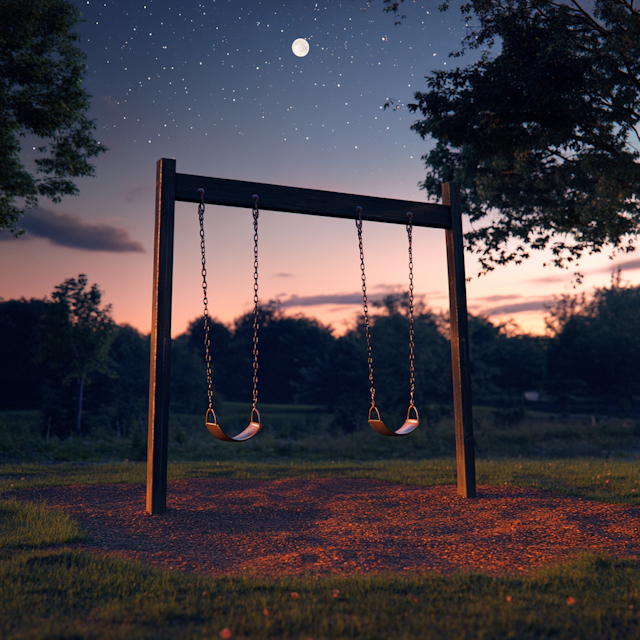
[147,158,475,515]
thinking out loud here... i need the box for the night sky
[2,0,638,336]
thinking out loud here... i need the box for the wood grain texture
[175,172,452,229]
[147,158,175,515]
[443,182,476,499]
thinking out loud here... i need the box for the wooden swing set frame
[146,158,476,515]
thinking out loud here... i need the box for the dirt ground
[15,478,640,576]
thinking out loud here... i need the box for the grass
[1,549,638,639]
[2,405,640,638]
[2,458,640,505]
[1,459,639,638]
[0,499,88,549]
[2,404,640,464]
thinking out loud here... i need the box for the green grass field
[2,403,639,464]
[2,404,640,639]
[1,458,640,639]
[0,498,87,549]
[2,549,638,640]
[2,458,640,504]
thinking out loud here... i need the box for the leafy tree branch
[380,0,640,271]
[0,0,106,234]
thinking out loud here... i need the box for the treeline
[2,275,640,439]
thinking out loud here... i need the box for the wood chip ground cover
[11,477,640,577]
[3,472,640,639]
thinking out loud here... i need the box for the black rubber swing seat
[205,407,261,442]
[368,404,419,437]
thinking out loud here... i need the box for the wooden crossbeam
[175,173,451,229]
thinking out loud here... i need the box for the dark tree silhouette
[0,0,107,233]
[36,275,116,435]
[546,278,640,407]
[223,303,335,404]
[0,298,49,410]
[382,0,640,271]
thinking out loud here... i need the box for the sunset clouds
[0,208,144,253]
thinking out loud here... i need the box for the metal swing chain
[198,189,214,411]
[406,212,416,407]
[356,207,376,407]
[251,195,260,410]
[199,190,260,412]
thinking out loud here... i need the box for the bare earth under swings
[18,478,640,576]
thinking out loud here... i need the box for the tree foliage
[466,314,546,399]
[546,276,640,406]
[90,325,149,437]
[0,0,106,233]
[0,298,49,410]
[383,0,640,271]
[36,274,116,435]
[5,282,640,437]
[298,294,453,428]
[219,303,336,404]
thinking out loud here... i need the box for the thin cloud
[372,283,403,292]
[329,306,359,313]
[527,258,640,283]
[273,272,294,278]
[280,287,441,309]
[0,208,145,253]
[369,283,447,300]
[424,291,448,300]
[280,292,378,308]
[474,294,522,303]
[528,274,570,284]
[483,299,550,315]
[124,185,152,203]
[593,258,640,274]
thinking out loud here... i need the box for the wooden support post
[443,182,476,498]
[146,158,176,515]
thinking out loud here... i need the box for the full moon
[291,38,309,57]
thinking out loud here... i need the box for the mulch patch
[12,478,640,577]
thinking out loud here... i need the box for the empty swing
[355,206,420,437]
[198,188,262,442]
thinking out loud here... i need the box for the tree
[367,294,452,412]
[382,0,640,271]
[464,314,547,402]
[0,298,49,410]
[298,293,452,429]
[90,325,149,437]
[298,333,369,432]
[0,0,106,234]
[185,315,232,403]
[170,333,210,414]
[36,275,116,436]
[546,276,640,408]
[224,303,335,404]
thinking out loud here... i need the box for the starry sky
[1,0,639,337]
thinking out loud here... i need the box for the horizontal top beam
[174,171,451,229]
